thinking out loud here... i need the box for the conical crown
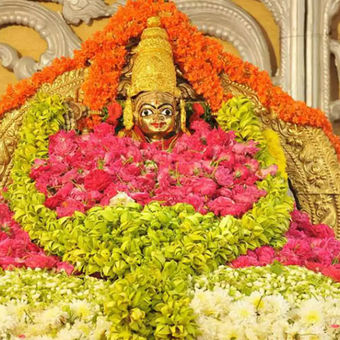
[128,16,180,97]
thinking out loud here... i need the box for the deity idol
[119,16,189,146]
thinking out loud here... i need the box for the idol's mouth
[151,122,166,128]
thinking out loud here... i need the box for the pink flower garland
[230,209,340,282]
[30,121,269,218]
[0,202,73,273]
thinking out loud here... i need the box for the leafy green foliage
[217,96,275,167]
[6,94,294,338]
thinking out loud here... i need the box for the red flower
[229,209,340,282]
[24,254,58,269]
[84,169,113,191]
[45,182,74,209]
[189,103,205,125]
[106,102,123,127]
[0,203,74,273]
[56,198,86,217]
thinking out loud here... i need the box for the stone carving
[42,0,116,25]
[305,0,340,119]
[259,0,306,103]
[330,39,340,121]
[0,44,20,72]
[0,0,80,79]
[0,43,36,79]
[174,0,272,74]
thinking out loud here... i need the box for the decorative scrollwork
[0,0,81,79]
[0,68,87,188]
[221,73,340,238]
[0,108,24,189]
[42,0,116,25]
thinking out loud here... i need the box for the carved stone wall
[305,0,340,121]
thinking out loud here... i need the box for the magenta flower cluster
[30,121,271,218]
[0,202,73,273]
[231,208,340,282]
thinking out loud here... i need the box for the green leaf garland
[5,93,294,338]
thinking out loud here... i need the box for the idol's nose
[154,111,165,121]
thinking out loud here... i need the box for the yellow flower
[262,128,288,179]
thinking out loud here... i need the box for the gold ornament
[180,99,189,134]
[128,16,180,98]
[123,97,134,131]
[122,16,186,141]
[134,91,178,142]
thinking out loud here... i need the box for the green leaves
[6,93,295,338]
[217,96,275,167]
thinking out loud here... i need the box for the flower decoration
[3,93,293,337]
[0,202,73,273]
[106,101,123,128]
[231,208,340,282]
[0,0,339,337]
[0,268,112,339]
[31,119,271,218]
[192,264,340,339]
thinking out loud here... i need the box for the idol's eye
[161,108,173,116]
[141,108,153,117]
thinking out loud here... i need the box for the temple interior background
[1,0,340,133]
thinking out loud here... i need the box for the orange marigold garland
[221,52,340,155]
[0,0,340,158]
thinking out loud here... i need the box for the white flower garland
[0,268,112,339]
[191,265,340,340]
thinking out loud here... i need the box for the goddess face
[134,92,178,141]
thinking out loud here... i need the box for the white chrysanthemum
[72,320,91,336]
[287,324,330,340]
[5,301,28,324]
[196,316,219,339]
[244,325,262,340]
[262,294,290,317]
[191,287,232,318]
[297,299,324,326]
[56,326,83,340]
[323,298,340,325]
[191,290,222,318]
[219,323,244,340]
[109,192,135,206]
[37,306,68,329]
[269,320,290,340]
[229,300,256,323]
[92,316,111,340]
[0,304,17,332]
[70,300,93,321]
[23,324,50,338]
[247,291,265,311]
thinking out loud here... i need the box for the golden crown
[128,16,180,98]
